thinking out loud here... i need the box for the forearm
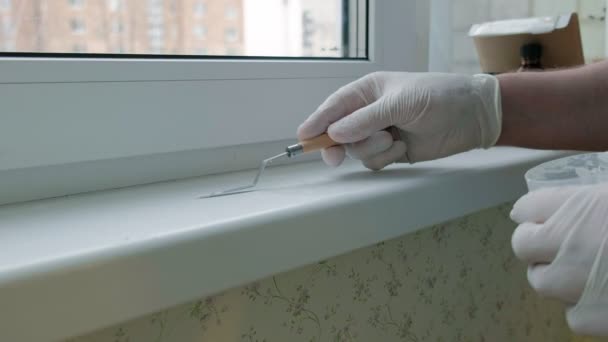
[496,61,608,150]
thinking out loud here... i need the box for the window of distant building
[70,18,86,34]
[224,27,238,43]
[0,0,11,11]
[68,0,86,9]
[107,0,122,12]
[111,19,123,34]
[194,47,207,55]
[72,43,87,53]
[225,47,239,55]
[194,1,206,17]
[148,27,164,39]
[225,4,238,20]
[193,25,207,39]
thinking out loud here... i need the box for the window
[70,18,86,34]
[194,1,206,17]
[0,0,10,11]
[225,4,238,20]
[225,47,239,55]
[0,0,425,205]
[224,27,238,43]
[111,19,123,34]
[72,43,87,53]
[430,0,607,74]
[193,25,207,39]
[107,0,121,12]
[68,0,86,9]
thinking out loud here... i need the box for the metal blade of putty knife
[199,133,338,198]
[199,152,288,198]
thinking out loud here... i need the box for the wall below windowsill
[0,147,570,341]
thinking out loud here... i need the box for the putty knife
[200,133,338,198]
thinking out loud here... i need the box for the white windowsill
[0,147,569,341]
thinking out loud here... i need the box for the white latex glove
[297,72,502,169]
[511,184,608,336]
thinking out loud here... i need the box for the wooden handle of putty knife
[286,133,339,157]
[300,133,339,153]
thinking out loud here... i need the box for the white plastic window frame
[0,0,429,205]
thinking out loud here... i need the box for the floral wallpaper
[69,203,583,342]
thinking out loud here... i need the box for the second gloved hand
[511,184,608,336]
[298,72,502,169]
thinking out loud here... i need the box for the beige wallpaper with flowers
[68,203,579,342]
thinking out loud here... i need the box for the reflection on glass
[0,0,366,58]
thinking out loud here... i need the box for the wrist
[472,74,502,148]
[494,72,540,148]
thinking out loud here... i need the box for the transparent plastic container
[525,152,608,191]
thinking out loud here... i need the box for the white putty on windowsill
[0,147,570,341]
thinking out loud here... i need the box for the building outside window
[0,0,357,58]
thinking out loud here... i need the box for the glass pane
[0,0,367,58]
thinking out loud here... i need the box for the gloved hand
[511,184,608,336]
[297,72,502,169]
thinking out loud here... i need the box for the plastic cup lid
[525,152,608,191]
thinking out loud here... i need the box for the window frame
[0,0,429,204]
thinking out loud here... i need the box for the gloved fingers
[512,222,560,264]
[527,264,584,304]
[328,100,392,144]
[298,77,375,141]
[345,130,393,160]
[566,234,608,336]
[511,186,581,224]
[321,146,346,167]
[361,141,407,171]
[566,305,608,337]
